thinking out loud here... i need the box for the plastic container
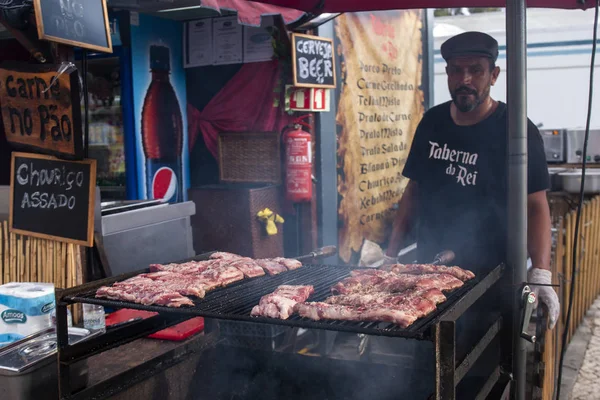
[83,304,106,333]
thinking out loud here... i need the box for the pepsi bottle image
[141,45,184,203]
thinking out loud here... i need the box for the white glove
[528,268,560,330]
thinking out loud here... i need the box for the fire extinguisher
[282,115,313,202]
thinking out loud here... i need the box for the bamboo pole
[3,222,7,284]
[579,203,587,321]
[573,208,585,334]
[40,239,45,283]
[36,238,41,283]
[568,210,576,341]
[590,197,599,301]
[587,200,593,309]
[582,202,589,320]
[31,238,37,282]
[586,200,594,309]
[584,202,594,314]
[0,220,3,285]
[592,196,600,298]
[10,230,16,283]
[25,237,30,282]
[62,242,66,289]
[49,240,54,287]
[564,212,572,339]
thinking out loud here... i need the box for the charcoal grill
[54,253,506,400]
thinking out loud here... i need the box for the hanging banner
[335,10,425,263]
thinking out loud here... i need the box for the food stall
[0,0,596,399]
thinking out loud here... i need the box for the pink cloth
[200,0,305,26]
[188,60,295,158]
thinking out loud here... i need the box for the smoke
[190,327,437,400]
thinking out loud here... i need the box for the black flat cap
[441,31,499,62]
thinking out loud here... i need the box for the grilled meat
[390,264,475,282]
[251,285,315,319]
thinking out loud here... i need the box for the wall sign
[243,25,275,63]
[33,0,113,53]
[213,16,243,65]
[291,33,336,89]
[9,152,97,247]
[286,86,331,112]
[0,62,84,159]
[184,19,214,68]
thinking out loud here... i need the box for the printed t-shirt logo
[428,141,479,187]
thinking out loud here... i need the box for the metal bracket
[520,285,537,343]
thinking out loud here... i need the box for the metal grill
[65,264,481,340]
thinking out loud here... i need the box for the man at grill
[384,30,559,327]
[378,31,560,395]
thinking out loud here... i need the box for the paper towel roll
[0,282,55,346]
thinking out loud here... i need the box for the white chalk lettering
[17,163,28,185]
[20,192,76,209]
[76,171,84,187]
[21,192,30,208]
[15,163,84,191]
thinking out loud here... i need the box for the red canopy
[200,0,306,26]
[231,0,591,12]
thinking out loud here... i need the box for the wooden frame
[0,61,84,159]
[291,33,336,89]
[33,0,113,53]
[9,152,97,247]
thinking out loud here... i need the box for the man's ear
[491,66,500,86]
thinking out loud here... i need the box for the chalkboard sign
[0,62,84,159]
[10,152,97,247]
[34,0,112,53]
[291,33,336,89]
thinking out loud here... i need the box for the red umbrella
[199,0,305,25]
[230,0,592,11]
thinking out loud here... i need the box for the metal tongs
[295,246,337,262]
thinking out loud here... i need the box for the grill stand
[432,264,506,399]
[55,263,505,400]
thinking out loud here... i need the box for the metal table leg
[435,320,456,400]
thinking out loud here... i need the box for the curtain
[187,59,294,158]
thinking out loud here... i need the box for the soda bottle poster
[130,13,189,203]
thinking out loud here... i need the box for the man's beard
[450,86,489,112]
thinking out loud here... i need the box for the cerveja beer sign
[0,62,84,159]
[291,33,336,89]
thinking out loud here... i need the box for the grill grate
[65,264,481,340]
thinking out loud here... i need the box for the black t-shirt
[402,101,549,274]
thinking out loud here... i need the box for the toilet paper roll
[0,282,55,346]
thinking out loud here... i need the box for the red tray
[106,309,204,341]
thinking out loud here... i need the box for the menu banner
[335,11,425,263]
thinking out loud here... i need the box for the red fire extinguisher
[282,115,312,203]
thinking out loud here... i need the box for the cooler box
[189,184,284,259]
